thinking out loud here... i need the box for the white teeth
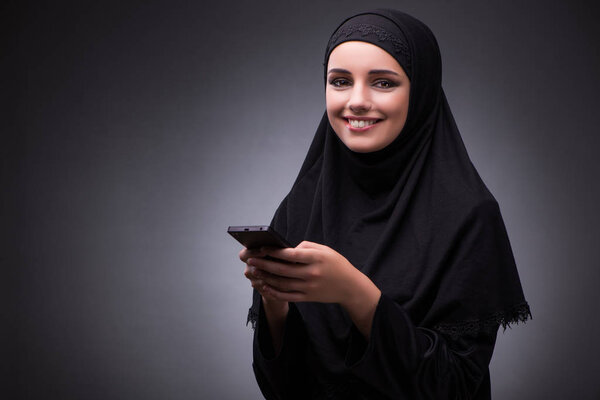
[349,119,376,128]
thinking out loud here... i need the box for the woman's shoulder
[429,174,499,223]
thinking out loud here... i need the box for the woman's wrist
[262,296,289,320]
[261,297,289,355]
[340,270,381,339]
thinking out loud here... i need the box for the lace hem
[247,306,258,330]
[434,302,532,339]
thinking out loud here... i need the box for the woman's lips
[344,117,380,131]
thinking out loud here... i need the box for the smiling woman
[326,41,410,153]
[238,9,530,400]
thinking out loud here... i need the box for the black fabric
[249,8,530,399]
[325,13,413,79]
[253,295,498,399]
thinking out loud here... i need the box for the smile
[349,119,377,128]
[345,118,380,130]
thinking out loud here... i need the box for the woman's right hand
[240,248,289,316]
[241,248,289,353]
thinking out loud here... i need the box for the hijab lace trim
[327,23,412,75]
[248,302,532,339]
[247,307,258,329]
[434,302,532,339]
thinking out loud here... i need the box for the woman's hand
[245,241,355,304]
[246,241,381,338]
[240,247,288,311]
[241,247,289,353]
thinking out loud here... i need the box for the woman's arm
[257,295,288,354]
[339,270,381,339]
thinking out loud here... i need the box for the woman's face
[326,41,410,153]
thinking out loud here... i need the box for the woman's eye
[329,78,351,87]
[373,80,397,89]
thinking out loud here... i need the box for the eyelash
[329,78,351,87]
[328,78,398,89]
[374,79,397,89]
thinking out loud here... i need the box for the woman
[239,9,530,399]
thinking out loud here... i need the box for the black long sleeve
[252,302,312,400]
[346,294,497,399]
[253,295,497,400]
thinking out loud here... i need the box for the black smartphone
[227,225,291,249]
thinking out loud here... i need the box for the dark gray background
[4,0,600,399]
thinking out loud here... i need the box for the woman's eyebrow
[327,68,351,75]
[368,69,400,76]
[327,68,400,76]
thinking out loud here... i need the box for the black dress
[248,9,530,400]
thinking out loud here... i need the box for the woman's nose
[348,84,371,113]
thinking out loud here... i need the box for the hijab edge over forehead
[324,12,413,80]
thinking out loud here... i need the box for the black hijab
[249,9,530,340]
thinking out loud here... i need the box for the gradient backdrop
[4,0,600,399]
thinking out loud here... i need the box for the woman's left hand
[246,241,374,307]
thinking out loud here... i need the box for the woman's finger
[239,248,265,262]
[258,270,305,293]
[296,240,323,249]
[262,284,305,303]
[243,265,258,279]
[247,256,306,279]
[243,257,305,301]
[261,247,317,264]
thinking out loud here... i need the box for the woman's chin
[342,139,387,154]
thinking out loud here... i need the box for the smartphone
[227,225,291,249]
